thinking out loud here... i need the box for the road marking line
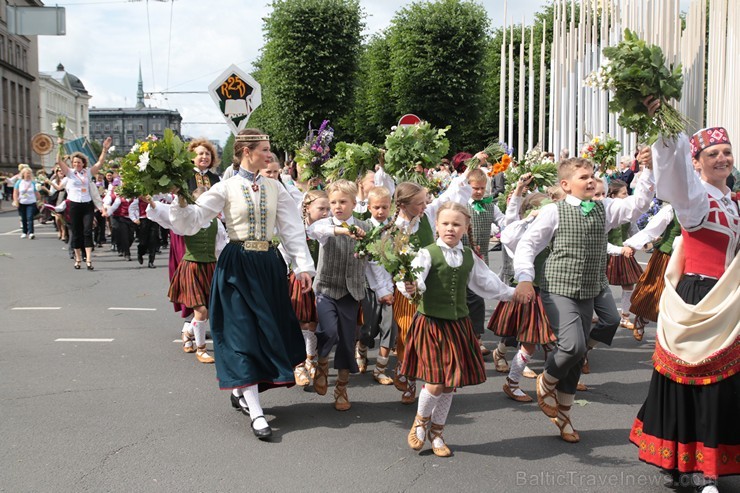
[108,307,157,311]
[1,229,23,235]
[173,339,213,344]
[55,338,115,342]
[12,307,62,310]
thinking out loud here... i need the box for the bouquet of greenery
[353,223,385,260]
[498,144,558,210]
[322,142,381,183]
[464,140,514,170]
[119,129,196,203]
[366,228,424,304]
[581,134,623,173]
[585,29,688,143]
[383,122,450,183]
[295,120,334,182]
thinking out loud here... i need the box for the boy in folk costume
[630,123,739,492]
[104,186,135,261]
[129,195,162,268]
[309,180,393,411]
[513,157,655,443]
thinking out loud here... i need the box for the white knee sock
[191,319,208,347]
[415,388,440,440]
[243,385,268,430]
[302,329,317,356]
[508,349,531,384]
[182,321,193,336]
[497,341,508,355]
[431,392,453,425]
[621,289,633,316]
[376,355,389,368]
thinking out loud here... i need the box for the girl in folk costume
[145,187,228,363]
[491,182,559,403]
[401,202,515,456]
[288,189,328,386]
[604,179,644,330]
[630,124,739,492]
[169,129,315,440]
[389,170,473,405]
[307,180,393,411]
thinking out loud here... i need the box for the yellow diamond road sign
[208,64,262,135]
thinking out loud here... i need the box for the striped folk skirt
[168,260,216,309]
[487,291,557,345]
[393,289,417,360]
[168,232,192,318]
[629,250,671,323]
[606,254,643,285]
[288,272,317,323]
[400,313,487,388]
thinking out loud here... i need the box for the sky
[38,0,689,146]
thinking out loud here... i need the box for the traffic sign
[398,114,421,126]
[208,64,262,135]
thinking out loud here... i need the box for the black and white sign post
[208,64,262,135]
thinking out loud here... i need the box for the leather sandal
[428,423,452,457]
[373,365,394,385]
[536,373,559,418]
[503,377,533,403]
[355,343,368,374]
[294,363,310,386]
[305,355,317,379]
[196,345,214,364]
[401,379,416,405]
[313,359,329,396]
[393,362,408,392]
[522,366,537,379]
[620,315,635,330]
[493,348,510,373]
[333,380,351,411]
[633,317,646,341]
[181,331,196,354]
[581,355,590,374]
[407,414,430,450]
[550,404,580,443]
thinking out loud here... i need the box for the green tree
[220,133,235,172]
[386,0,489,153]
[252,0,364,152]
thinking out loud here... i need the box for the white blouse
[394,175,473,234]
[64,169,93,203]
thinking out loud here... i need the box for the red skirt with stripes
[168,260,216,309]
[400,313,486,388]
[629,250,671,322]
[487,292,556,345]
[393,289,417,360]
[606,254,643,285]
[288,272,317,323]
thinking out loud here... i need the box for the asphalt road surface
[1,211,738,493]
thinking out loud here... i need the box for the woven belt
[230,239,270,251]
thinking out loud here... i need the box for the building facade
[39,63,91,168]
[0,0,41,173]
[89,67,182,151]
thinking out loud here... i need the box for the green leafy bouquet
[383,122,450,187]
[464,140,513,170]
[295,120,334,182]
[581,134,623,173]
[585,29,688,143]
[498,144,558,210]
[366,228,423,304]
[322,142,381,183]
[118,129,196,203]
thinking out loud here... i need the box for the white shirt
[354,167,396,214]
[394,175,472,234]
[652,133,739,228]
[513,168,656,283]
[396,239,515,301]
[147,202,228,258]
[64,168,93,203]
[624,204,675,250]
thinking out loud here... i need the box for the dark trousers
[360,287,396,350]
[316,293,361,372]
[541,290,593,394]
[111,216,135,256]
[589,286,621,346]
[159,225,169,247]
[18,203,36,235]
[94,210,106,245]
[69,201,95,249]
[466,288,486,336]
[137,218,159,262]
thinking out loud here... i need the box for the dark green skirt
[210,243,305,392]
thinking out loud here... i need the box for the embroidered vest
[222,178,279,242]
[314,219,370,301]
[682,193,739,278]
[183,219,218,263]
[418,244,474,320]
[541,200,607,299]
[189,170,220,192]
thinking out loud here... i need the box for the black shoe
[148,261,156,269]
[125,254,132,261]
[230,393,250,416]
[138,253,144,265]
[118,252,124,257]
[251,416,272,439]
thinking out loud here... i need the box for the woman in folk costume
[387,169,473,405]
[169,129,315,440]
[630,124,739,493]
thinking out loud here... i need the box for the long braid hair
[437,201,479,257]
[378,181,425,237]
[301,189,328,226]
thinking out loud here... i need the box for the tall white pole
[518,20,526,160]
[528,26,535,151]
[508,23,515,148]
[498,1,507,141]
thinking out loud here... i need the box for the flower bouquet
[498,144,558,210]
[118,129,196,203]
[322,141,381,183]
[51,116,67,158]
[366,228,424,304]
[295,120,334,182]
[581,134,622,173]
[353,223,385,260]
[585,29,688,143]
[383,122,450,186]
[466,141,514,171]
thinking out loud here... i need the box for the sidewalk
[0,202,18,214]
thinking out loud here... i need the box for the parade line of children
[127,122,736,492]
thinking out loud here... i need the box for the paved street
[1,210,738,493]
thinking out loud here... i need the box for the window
[0,36,5,62]
[104,123,110,132]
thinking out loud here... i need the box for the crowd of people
[4,114,737,492]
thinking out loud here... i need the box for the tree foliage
[220,133,235,172]
[251,0,364,152]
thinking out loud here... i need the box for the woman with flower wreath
[168,128,315,440]
[629,103,739,492]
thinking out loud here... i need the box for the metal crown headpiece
[235,134,270,143]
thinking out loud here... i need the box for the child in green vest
[401,202,515,457]
[512,158,655,443]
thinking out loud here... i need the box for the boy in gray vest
[308,180,393,411]
[512,157,655,443]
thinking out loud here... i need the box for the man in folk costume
[630,125,739,493]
